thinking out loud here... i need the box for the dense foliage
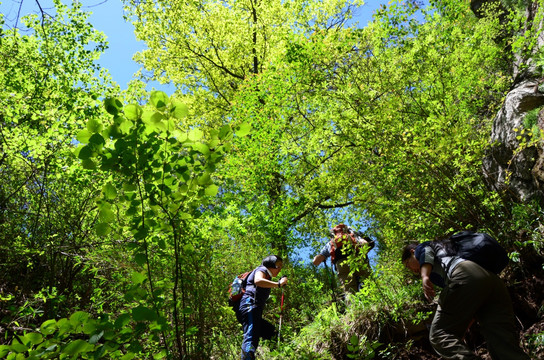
[0,0,543,359]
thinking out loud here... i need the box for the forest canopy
[0,0,543,358]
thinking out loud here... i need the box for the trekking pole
[277,286,284,347]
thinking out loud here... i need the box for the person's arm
[313,254,326,266]
[420,263,435,301]
[254,271,288,288]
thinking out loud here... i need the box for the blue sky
[1,0,384,91]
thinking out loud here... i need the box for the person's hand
[422,276,435,301]
[279,276,288,287]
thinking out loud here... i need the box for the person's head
[401,243,420,275]
[262,255,283,277]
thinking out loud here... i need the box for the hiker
[312,224,375,294]
[239,255,288,360]
[401,240,530,360]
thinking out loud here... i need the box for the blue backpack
[446,231,509,274]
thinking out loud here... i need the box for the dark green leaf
[63,339,92,356]
[104,97,123,115]
[89,133,105,146]
[132,306,157,322]
[78,146,93,160]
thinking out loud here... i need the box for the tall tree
[125,0,371,254]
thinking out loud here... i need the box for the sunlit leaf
[87,118,103,133]
[124,104,143,121]
[172,100,189,119]
[76,129,92,143]
[205,184,219,196]
[188,128,204,141]
[235,122,251,137]
[150,91,169,110]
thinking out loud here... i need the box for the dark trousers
[239,298,275,360]
[430,260,530,360]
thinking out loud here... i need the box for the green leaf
[186,326,198,336]
[63,339,92,356]
[40,320,57,335]
[89,331,104,345]
[219,125,232,140]
[119,119,134,133]
[172,100,189,119]
[124,104,143,121]
[235,122,251,137]
[150,91,169,110]
[78,146,93,160]
[134,253,147,266]
[197,172,211,185]
[95,223,111,236]
[10,342,28,353]
[114,313,131,329]
[87,118,103,133]
[57,318,72,336]
[23,333,43,346]
[123,183,138,191]
[76,129,92,143]
[132,306,157,322]
[104,97,123,115]
[179,212,192,220]
[103,184,117,200]
[349,335,359,346]
[150,112,165,123]
[0,345,10,358]
[69,311,90,327]
[98,205,115,223]
[188,128,204,141]
[205,184,219,196]
[192,142,210,156]
[131,272,147,285]
[81,159,97,170]
[89,133,105,146]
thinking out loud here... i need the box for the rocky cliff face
[479,0,544,203]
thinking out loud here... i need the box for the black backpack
[445,231,509,274]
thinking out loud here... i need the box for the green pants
[430,260,529,360]
[336,259,370,294]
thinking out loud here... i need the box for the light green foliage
[227,0,512,250]
[0,0,118,328]
[125,0,363,120]
[77,90,249,357]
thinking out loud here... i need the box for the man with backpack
[312,224,375,294]
[237,255,288,360]
[401,231,530,359]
